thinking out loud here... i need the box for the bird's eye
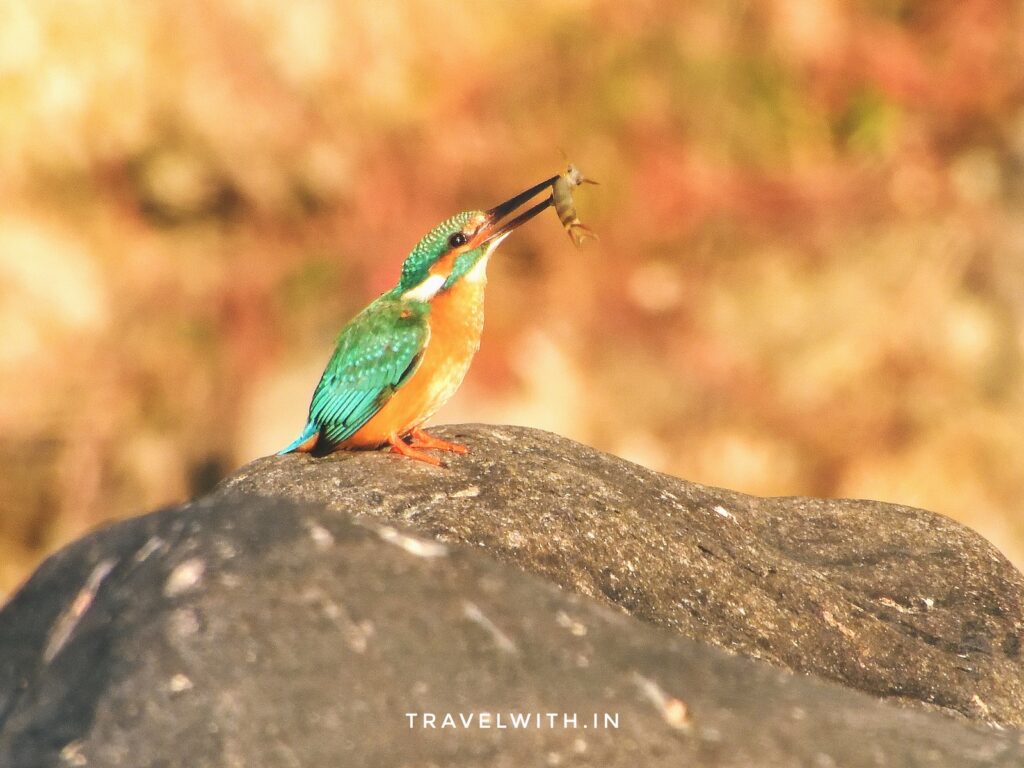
[448,232,468,248]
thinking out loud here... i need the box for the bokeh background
[2,0,1023,596]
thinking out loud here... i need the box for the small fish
[552,163,598,247]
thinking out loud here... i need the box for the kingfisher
[279,175,561,466]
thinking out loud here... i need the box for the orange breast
[339,268,487,448]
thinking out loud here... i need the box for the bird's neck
[458,252,490,288]
[429,254,488,336]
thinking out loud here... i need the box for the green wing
[307,296,430,447]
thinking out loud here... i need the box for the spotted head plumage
[397,210,492,302]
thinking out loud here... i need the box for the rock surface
[1,495,1022,767]
[217,424,1024,726]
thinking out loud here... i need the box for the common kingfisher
[279,176,561,466]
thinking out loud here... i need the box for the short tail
[278,422,320,455]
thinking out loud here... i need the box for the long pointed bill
[471,175,560,248]
[484,196,554,245]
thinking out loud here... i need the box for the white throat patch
[464,252,490,284]
[401,273,446,302]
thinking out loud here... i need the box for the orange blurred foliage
[2,0,1024,595]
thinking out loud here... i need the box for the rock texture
[1,495,1022,767]
[216,424,1024,727]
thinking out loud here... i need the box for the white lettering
[404,710,619,730]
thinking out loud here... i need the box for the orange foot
[387,432,442,466]
[409,427,469,455]
[385,429,468,467]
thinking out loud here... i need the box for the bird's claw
[408,427,469,455]
[386,429,468,467]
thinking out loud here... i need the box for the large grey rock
[0,495,1021,767]
[217,424,1024,726]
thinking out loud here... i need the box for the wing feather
[305,296,430,448]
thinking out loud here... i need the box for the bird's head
[397,176,557,302]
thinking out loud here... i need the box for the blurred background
[2,0,1023,596]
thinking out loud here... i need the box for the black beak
[472,175,560,247]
